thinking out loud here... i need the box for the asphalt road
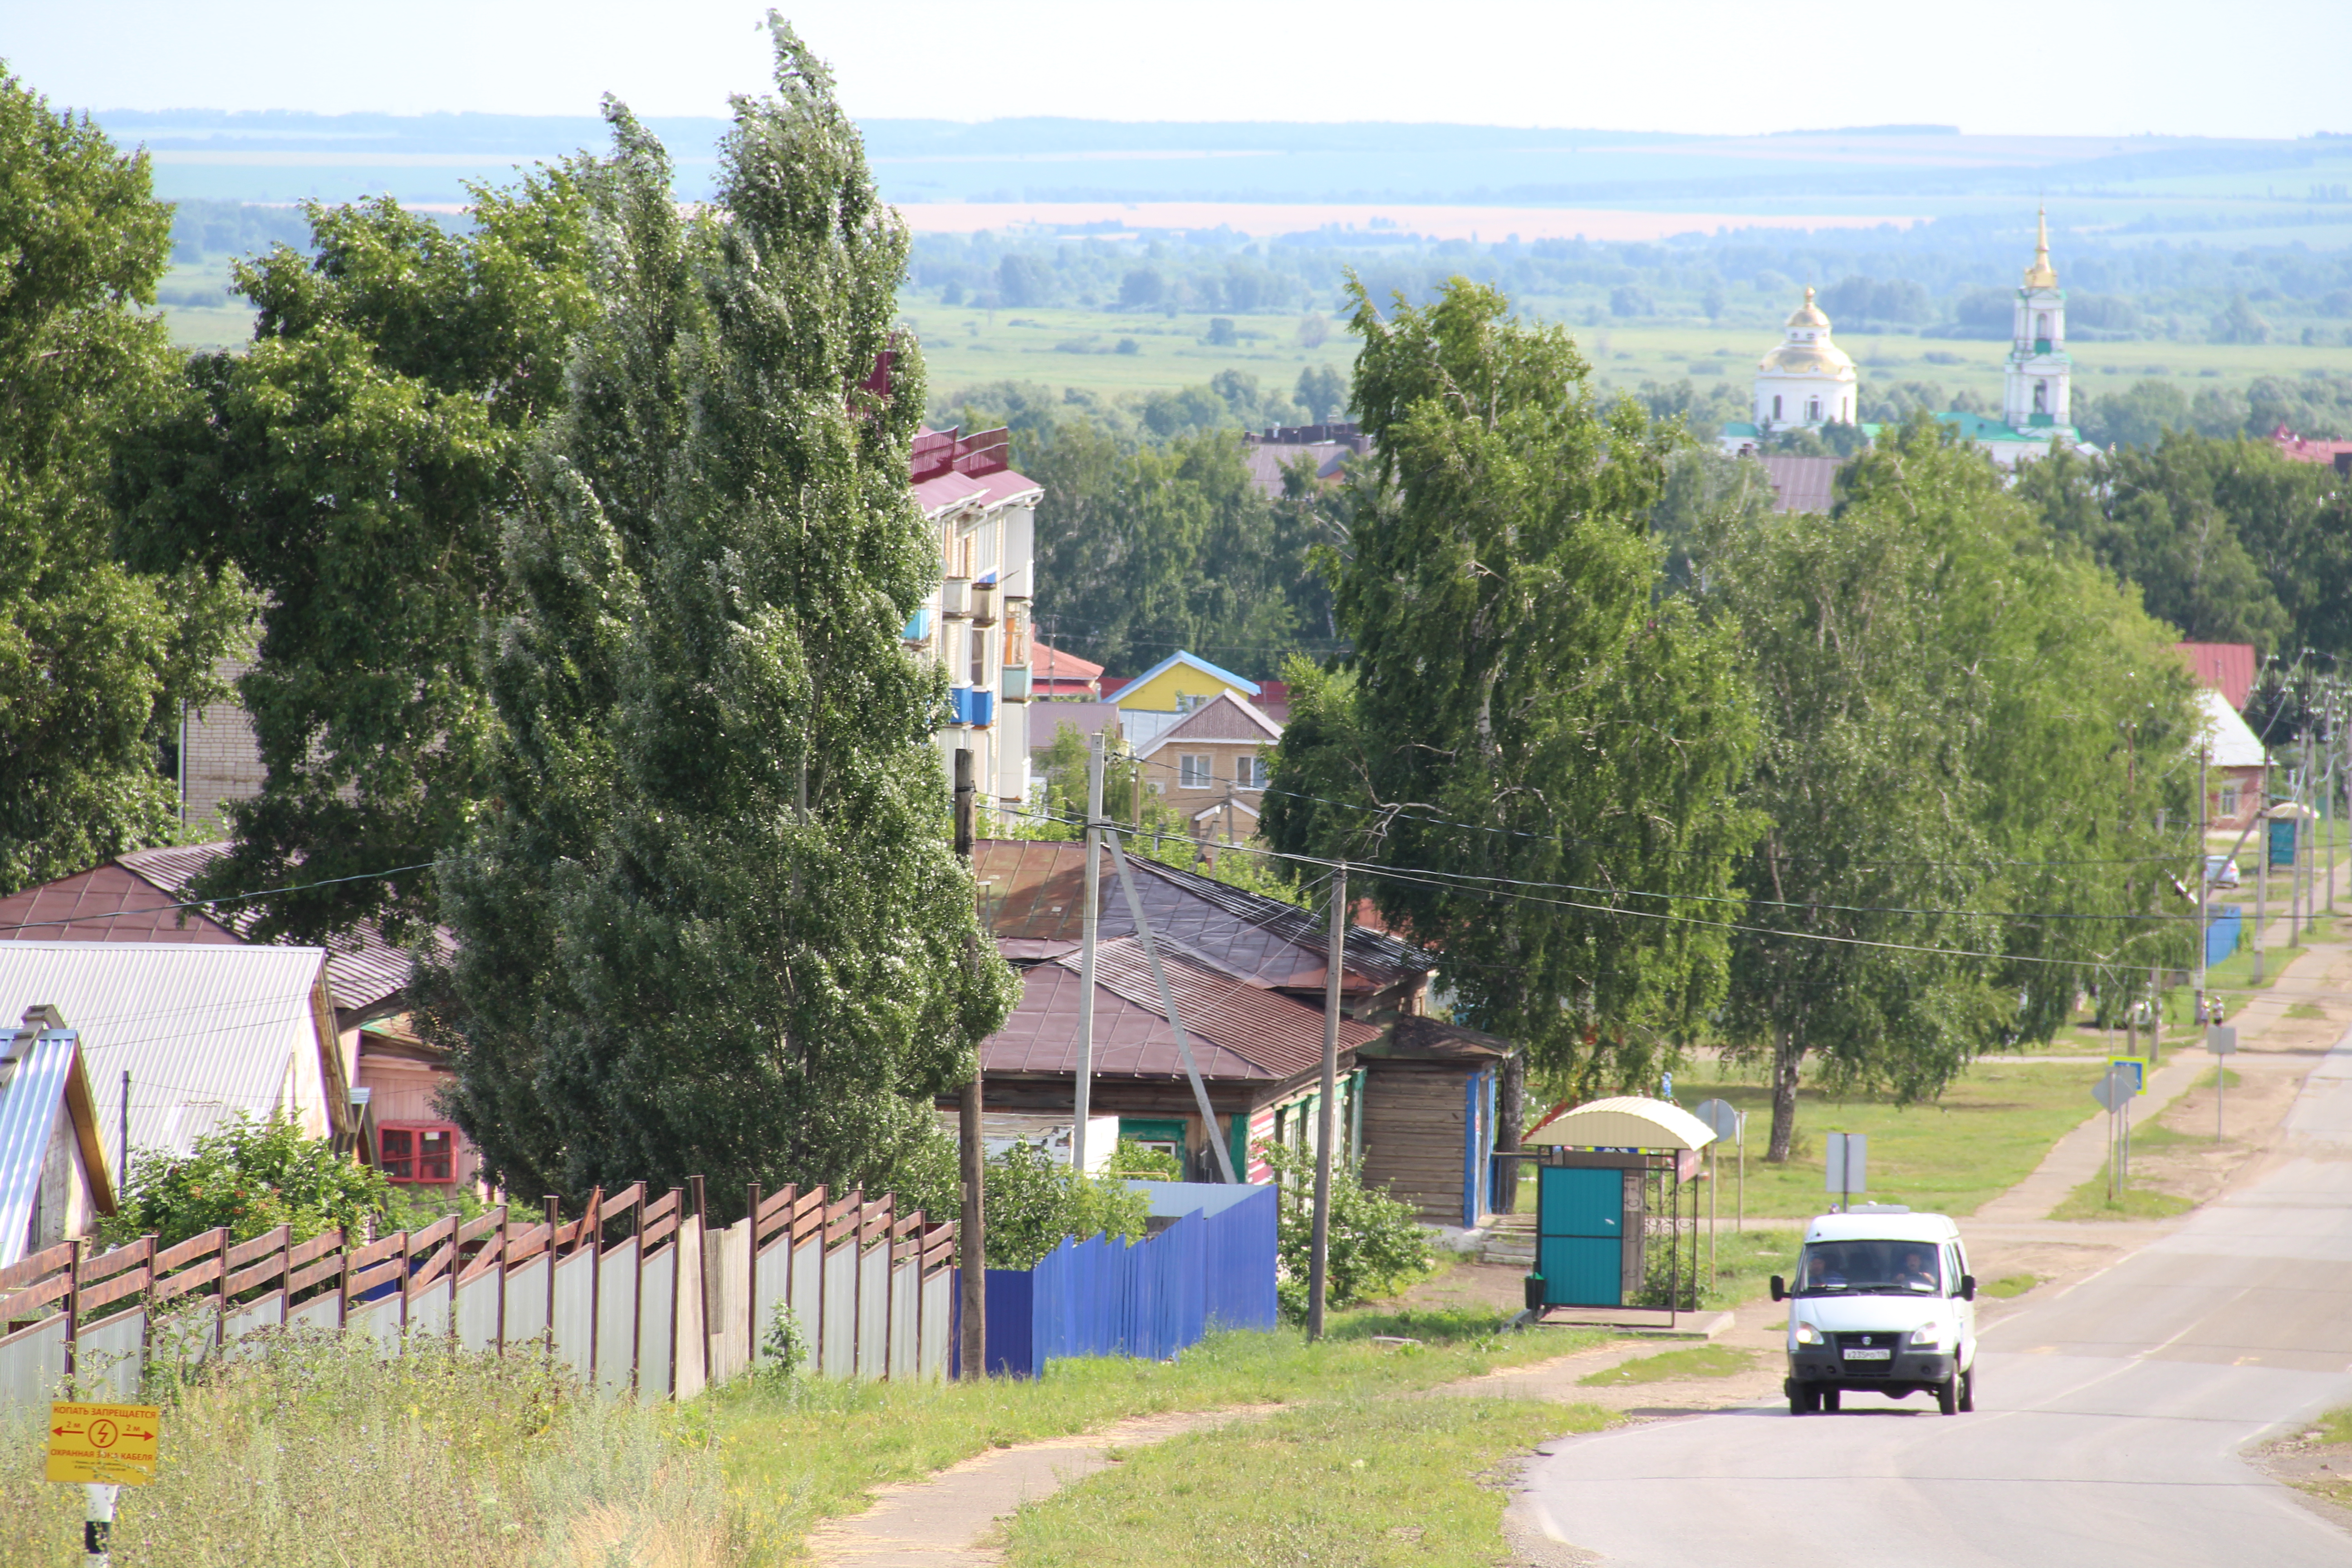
[1516,1028,2352,1568]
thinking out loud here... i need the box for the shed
[0,1008,118,1266]
[1523,1097,1715,1316]
[1354,1015,1518,1229]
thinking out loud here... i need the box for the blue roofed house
[1106,651,1264,750]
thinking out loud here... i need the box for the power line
[0,860,442,938]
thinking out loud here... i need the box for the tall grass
[0,1327,734,1567]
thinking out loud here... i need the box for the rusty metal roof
[984,938,1381,1083]
[973,839,1433,995]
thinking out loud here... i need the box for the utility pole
[2195,745,2209,1037]
[2305,730,2319,938]
[1308,862,1347,1342]
[1072,733,1105,1176]
[2255,806,2269,985]
[954,747,986,1380]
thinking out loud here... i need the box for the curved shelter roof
[1524,1095,1717,1152]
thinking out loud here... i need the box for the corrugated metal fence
[2206,904,2242,968]
[0,1177,955,1412]
[960,1181,1278,1377]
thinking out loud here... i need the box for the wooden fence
[0,1178,956,1411]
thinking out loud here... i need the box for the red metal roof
[983,939,1380,1082]
[2270,426,2352,467]
[2174,642,2257,710]
[0,845,434,1018]
[1032,640,1104,696]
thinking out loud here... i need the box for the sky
[1,0,2343,140]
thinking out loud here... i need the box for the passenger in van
[1895,1250,1938,1292]
[1802,1253,1847,1290]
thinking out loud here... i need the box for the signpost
[48,1401,158,1567]
[2208,1025,2238,1142]
[1694,1098,1740,1277]
[1825,1132,1867,1211]
[2092,1061,2146,1198]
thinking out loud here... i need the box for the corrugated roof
[973,839,1434,994]
[982,940,1380,1083]
[1116,651,1261,703]
[0,1026,78,1265]
[1755,455,1845,514]
[2175,642,2257,710]
[115,844,434,1017]
[0,943,338,1163]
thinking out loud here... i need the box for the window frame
[1179,753,1213,789]
[379,1121,461,1185]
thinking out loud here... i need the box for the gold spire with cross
[2023,207,2058,289]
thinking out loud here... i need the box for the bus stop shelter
[1520,1096,1716,1330]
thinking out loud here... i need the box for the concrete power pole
[955,747,986,1379]
[1308,862,1347,1342]
[2195,745,2209,1036]
[1072,733,1105,1176]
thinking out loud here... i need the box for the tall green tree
[1265,277,1759,1091]
[113,170,599,942]
[422,24,1015,1214]
[0,64,251,894]
[1698,421,2195,1158]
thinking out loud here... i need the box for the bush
[1261,1142,1433,1323]
[1106,1138,1183,1181]
[102,1113,395,1248]
[985,1141,1152,1270]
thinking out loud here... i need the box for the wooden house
[0,1007,117,1266]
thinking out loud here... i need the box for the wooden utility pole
[2195,745,2209,1036]
[955,747,986,1380]
[1072,732,1105,1175]
[1308,862,1347,1341]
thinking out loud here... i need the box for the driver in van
[1803,1252,1847,1290]
[1895,1249,1938,1291]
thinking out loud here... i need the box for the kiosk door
[1538,1166,1627,1306]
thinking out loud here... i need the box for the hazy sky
[3,0,2341,139]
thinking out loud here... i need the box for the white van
[1769,1207,1978,1416]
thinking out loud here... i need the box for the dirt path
[804,1408,1267,1567]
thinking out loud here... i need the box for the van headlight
[1794,1321,1823,1346]
[1908,1328,1943,1352]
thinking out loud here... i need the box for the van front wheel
[1789,1383,1820,1415]
[1958,1366,1975,1412]
[1937,1373,1960,1415]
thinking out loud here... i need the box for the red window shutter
[381,1128,414,1181]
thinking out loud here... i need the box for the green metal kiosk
[1521,1096,1717,1328]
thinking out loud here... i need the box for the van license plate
[1842,1348,1892,1361]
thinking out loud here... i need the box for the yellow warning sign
[45,1401,160,1485]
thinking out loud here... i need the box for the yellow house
[1111,652,1261,750]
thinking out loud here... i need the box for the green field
[159,280,2352,405]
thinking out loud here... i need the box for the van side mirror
[1770,1274,1786,1302]
[1960,1274,1976,1302]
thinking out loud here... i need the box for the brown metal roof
[973,839,1433,995]
[1359,1013,1518,1063]
[983,938,1381,1083]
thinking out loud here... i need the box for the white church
[1720,211,2096,469]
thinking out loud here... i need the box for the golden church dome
[1784,285,1831,331]
[1759,288,1855,377]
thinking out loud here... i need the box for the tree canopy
[0,64,251,894]
[420,24,1014,1215]
[1265,275,1759,1091]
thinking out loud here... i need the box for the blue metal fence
[953,1181,1278,1378]
[2207,904,2242,967]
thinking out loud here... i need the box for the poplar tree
[1264,277,1759,1091]
[424,23,1015,1212]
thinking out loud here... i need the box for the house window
[1772,395,1783,420]
[2220,783,2241,820]
[1235,755,1268,789]
[969,626,988,688]
[1806,397,1821,421]
[1180,754,1213,788]
[380,1123,458,1184]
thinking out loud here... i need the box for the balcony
[950,686,996,728]
[940,577,971,618]
[901,606,932,645]
[1001,664,1032,702]
[970,579,998,628]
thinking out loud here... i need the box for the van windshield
[1795,1240,1941,1296]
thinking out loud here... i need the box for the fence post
[494,1205,509,1355]
[339,1226,355,1329]
[584,1187,603,1384]
[544,1196,560,1357]
[746,1182,762,1369]
[63,1238,84,1384]
[630,1194,645,1395]
[690,1175,710,1388]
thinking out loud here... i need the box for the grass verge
[2,1326,726,1568]
[1680,1059,2110,1217]
[2049,1176,2196,1221]
[710,1306,1603,1558]
[1000,1396,1603,1568]
[1980,1274,2041,1299]
[1578,1345,1754,1387]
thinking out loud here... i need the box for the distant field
[155,274,2352,409]
[903,300,2352,412]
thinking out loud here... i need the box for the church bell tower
[2003,210,2072,434]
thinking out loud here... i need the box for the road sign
[2091,1067,2135,1114]
[2206,1026,2238,1057]
[2107,1057,2147,1095]
[1825,1132,1867,1197]
[1694,1098,1740,1143]
[45,1402,159,1485]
